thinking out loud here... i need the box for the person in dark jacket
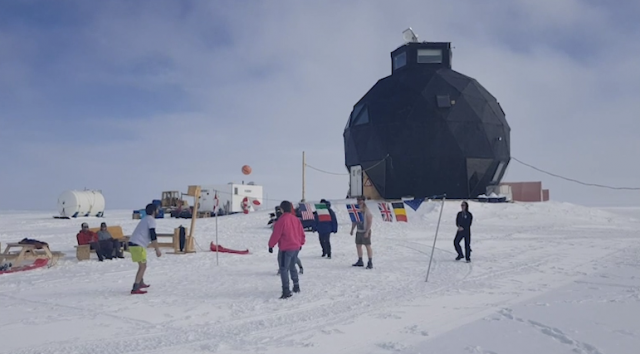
[97,222,124,259]
[314,199,339,258]
[454,201,473,262]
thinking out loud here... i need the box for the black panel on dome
[436,95,451,108]
[344,40,511,199]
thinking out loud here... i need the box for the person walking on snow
[277,203,304,275]
[350,196,373,269]
[277,250,303,275]
[315,199,338,258]
[269,200,306,299]
[454,201,473,263]
[128,203,162,294]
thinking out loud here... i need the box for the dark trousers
[89,242,104,261]
[454,232,471,260]
[91,239,123,260]
[319,233,331,256]
[278,250,300,294]
[102,239,123,257]
[277,249,302,271]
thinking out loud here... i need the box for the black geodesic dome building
[344,40,510,200]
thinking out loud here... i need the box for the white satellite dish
[402,28,418,43]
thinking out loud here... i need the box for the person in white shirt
[128,204,162,294]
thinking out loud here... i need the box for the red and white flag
[378,202,393,222]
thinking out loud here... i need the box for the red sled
[0,258,49,275]
[209,242,250,255]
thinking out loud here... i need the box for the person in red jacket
[76,222,108,261]
[268,200,306,299]
[276,204,303,275]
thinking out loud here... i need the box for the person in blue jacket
[315,199,338,258]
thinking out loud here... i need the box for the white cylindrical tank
[57,190,106,217]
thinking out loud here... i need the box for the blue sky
[1,0,639,211]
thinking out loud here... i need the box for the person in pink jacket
[268,200,306,299]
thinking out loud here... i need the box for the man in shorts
[128,203,162,294]
[350,196,373,269]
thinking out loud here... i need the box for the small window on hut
[417,49,442,64]
[393,51,407,70]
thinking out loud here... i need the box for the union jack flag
[378,202,393,222]
[298,203,315,220]
[347,204,363,223]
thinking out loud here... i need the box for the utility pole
[301,151,306,202]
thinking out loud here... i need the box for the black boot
[280,289,292,299]
[99,249,112,260]
[352,258,364,267]
[293,284,300,293]
[366,259,373,269]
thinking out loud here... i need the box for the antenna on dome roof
[402,27,419,43]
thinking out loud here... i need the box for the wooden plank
[88,225,127,240]
[187,186,200,253]
[186,185,200,197]
[0,254,20,260]
[149,234,175,249]
[6,243,35,248]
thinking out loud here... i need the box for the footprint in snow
[320,328,344,335]
[613,329,637,337]
[464,345,498,354]
[376,341,407,352]
[374,313,402,320]
[403,325,429,336]
[482,315,502,322]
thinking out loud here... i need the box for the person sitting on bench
[97,222,124,259]
[76,222,109,261]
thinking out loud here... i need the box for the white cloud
[1,0,639,210]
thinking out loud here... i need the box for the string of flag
[296,195,441,223]
[296,202,336,221]
[345,197,428,223]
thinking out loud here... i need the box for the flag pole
[426,194,446,282]
[215,192,219,266]
[302,151,306,202]
[215,207,219,265]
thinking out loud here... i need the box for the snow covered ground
[0,200,639,354]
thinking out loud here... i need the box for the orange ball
[242,165,252,175]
